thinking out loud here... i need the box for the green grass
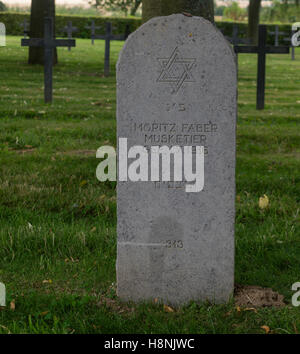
[0,36,299,334]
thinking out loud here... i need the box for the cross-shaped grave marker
[20,19,29,38]
[269,25,286,47]
[62,21,78,51]
[225,24,251,46]
[21,17,76,103]
[234,25,289,110]
[85,20,101,45]
[283,32,296,60]
[97,22,130,76]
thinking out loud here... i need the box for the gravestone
[0,22,5,47]
[62,21,78,51]
[283,33,296,61]
[20,19,29,38]
[117,14,237,305]
[97,22,131,76]
[269,25,285,47]
[234,25,289,110]
[85,20,101,45]
[0,282,5,307]
[22,17,75,103]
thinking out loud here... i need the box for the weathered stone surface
[117,14,237,305]
[0,282,5,307]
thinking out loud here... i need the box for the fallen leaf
[80,180,87,187]
[10,300,15,311]
[0,325,11,334]
[164,305,174,313]
[40,311,49,316]
[244,307,258,313]
[259,195,269,209]
[236,306,241,312]
[90,227,96,232]
[261,325,270,334]
[42,279,52,284]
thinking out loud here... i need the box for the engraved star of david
[157,47,196,94]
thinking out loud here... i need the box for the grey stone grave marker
[117,14,237,305]
[0,22,5,47]
[0,282,5,307]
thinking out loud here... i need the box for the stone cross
[234,25,289,110]
[97,22,130,77]
[21,17,76,103]
[117,14,237,305]
[20,19,29,38]
[0,282,5,307]
[62,21,78,51]
[269,25,285,46]
[85,20,101,45]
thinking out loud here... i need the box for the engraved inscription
[165,240,184,248]
[157,47,196,94]
[166,102,186,112]
[133,121,218,154]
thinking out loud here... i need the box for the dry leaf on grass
[164,305,174,313]
[10,300,15,311]
[261,325,270,334]
[259,195,269,209]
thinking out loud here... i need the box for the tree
[0,1,6,11]
[223,2,247,21]
[248,0,262,45]
[29,0,57,65]
[89,0,142,16]
[142,0,214,24]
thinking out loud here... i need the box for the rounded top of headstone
[118,14,235,70]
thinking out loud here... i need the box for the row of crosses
[85,21,130,76]
[20,19,293,109]
[234,25,289,110]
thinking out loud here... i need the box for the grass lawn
[0,36,299,334]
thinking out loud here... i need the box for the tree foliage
[223,2,247,21]
[0,1,7,11]
[89,0,142,16]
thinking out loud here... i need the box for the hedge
[0,12,293,45]
[0,12,142,39]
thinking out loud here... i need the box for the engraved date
[165,240,184,248]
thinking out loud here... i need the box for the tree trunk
[29,0,57,65]
[248,0,261,45]
[131,0,142,16]
[142,0,214,24]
